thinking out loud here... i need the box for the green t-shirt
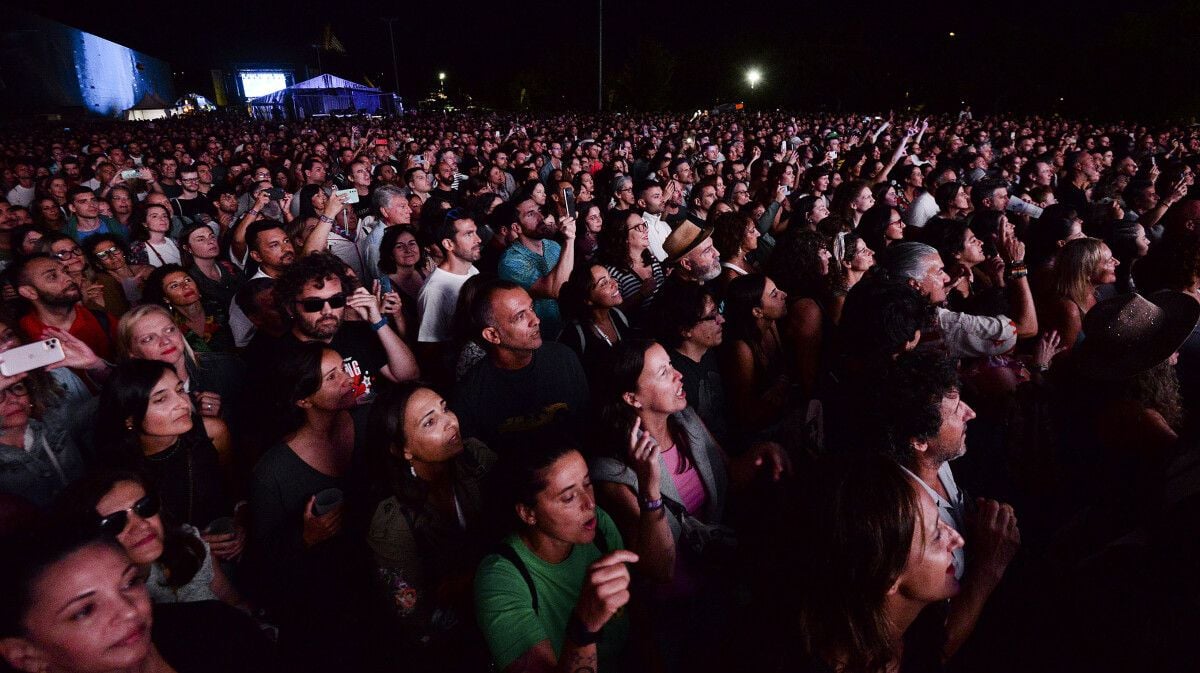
[475,508,629,672]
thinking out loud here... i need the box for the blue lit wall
[0,10,173,118]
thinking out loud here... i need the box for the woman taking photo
[720,273,793,435]
[365,383,495,667]
[56,470,247,610]
[142,264,234,353]
[597,209,665,320]
[131,204,182,268]
[1039,238,1119,351]
[82,233,152,315]
[475,431,638,673]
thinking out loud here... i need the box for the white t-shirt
[6,184,35,208]
[142,239,182,267]
[416,265,479,343]
[645,212,671,262]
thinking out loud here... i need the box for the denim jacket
[0,419,86,507]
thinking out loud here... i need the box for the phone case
[0,339,65,376]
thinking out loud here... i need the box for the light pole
[598,0,603,111]
[382,17,400,92]
[746,68,763,90]
[438,72,446,94]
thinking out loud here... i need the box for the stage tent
[124,93,172,120]
[249,74,402,119]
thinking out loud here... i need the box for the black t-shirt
[174,194,217,220]
[452,342,589,447]
[668,348,730,445]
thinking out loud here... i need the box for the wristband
[370,318,388,332]
[319,214,334,225]
[248,209,260,218]
[639,495,664,513]
[566,614,601,646]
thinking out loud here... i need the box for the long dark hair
[794,455,923,672]
[723,273,770,346]
[596,209,649,269]
[95,359,182,468]
[486,427,582,535]
[767,230,830,302]
[595,339,693,473]
[367,381,443,511]
[52,470,206,589]
[270,341,329,438]
[141,263,189,309]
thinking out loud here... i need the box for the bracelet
[370,318,389,332]
[1007,269,1029,280]
[1005,259,1026,269]
[318,214,334,225]
[1033,363,1050,373]
[639,495,664,513]
[247,209,260,218]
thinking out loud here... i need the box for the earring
[125,421,134,431]
[409,464,418,478]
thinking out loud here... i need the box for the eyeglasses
[296,294,347,313]
[626,222,648,233]
[0,381,30,401]
[94,246,123,259]
[97,493,160,537]
[589,275,615,291]
[52,248,83,260]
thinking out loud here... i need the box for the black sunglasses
[296,294,347,313]
[97,493,160,537]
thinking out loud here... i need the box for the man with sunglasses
[270,252,418,408]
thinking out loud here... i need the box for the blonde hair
[1051,237,1108,307]
[115,304,197,366]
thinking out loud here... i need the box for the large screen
[239,71,288,98]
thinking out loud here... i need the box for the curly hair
[766,229,830,301]
[710,211,754,261]
[272,251,355,321]
[872,350,960,467]
[595,209,648,269]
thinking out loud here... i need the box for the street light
[746,68,763,89]
[438,72,446,81]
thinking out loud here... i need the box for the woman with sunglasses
[93,359,238,559]
[130,203,182,268]
[82,233,153,316]
[142,264,234,354]
[597,210,665,322]
[55,470,247,610]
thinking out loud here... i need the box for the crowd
[0,106,1199,672]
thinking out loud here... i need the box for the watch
[565,614,601,646]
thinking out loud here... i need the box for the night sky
[17,0,1200,118]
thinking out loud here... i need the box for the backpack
[491,532,609,614]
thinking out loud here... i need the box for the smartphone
[0,339,65,376]
[335,188,360,204]
[120,169,140,180]
[563,187,576,219]
[265,187,286,200]
[378,275,393,294]
[374,138,389,146]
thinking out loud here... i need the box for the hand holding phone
[0,339,65,377]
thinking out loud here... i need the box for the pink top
[661,444,708,516]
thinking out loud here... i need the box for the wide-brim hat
[663,217,713,265]
[1074,291,1200,381]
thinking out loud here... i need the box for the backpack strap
[493,543,538,614]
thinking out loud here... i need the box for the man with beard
[15,254,117,360]
[497,197,576,339]
[637,181,671,262]
[171,167,217,223]
[869,349,1020,657]
[662,218,722,287]
[417,209,483,377]
[228,221,297,348]
[272,252,418,409]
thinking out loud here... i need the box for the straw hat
[1073,291,1200,381]
[663,217,713,265]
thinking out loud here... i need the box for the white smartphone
[334,188,360,205]
[0,339,65,376]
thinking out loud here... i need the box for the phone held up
[0,339,65,377]
[563,187,576,220]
